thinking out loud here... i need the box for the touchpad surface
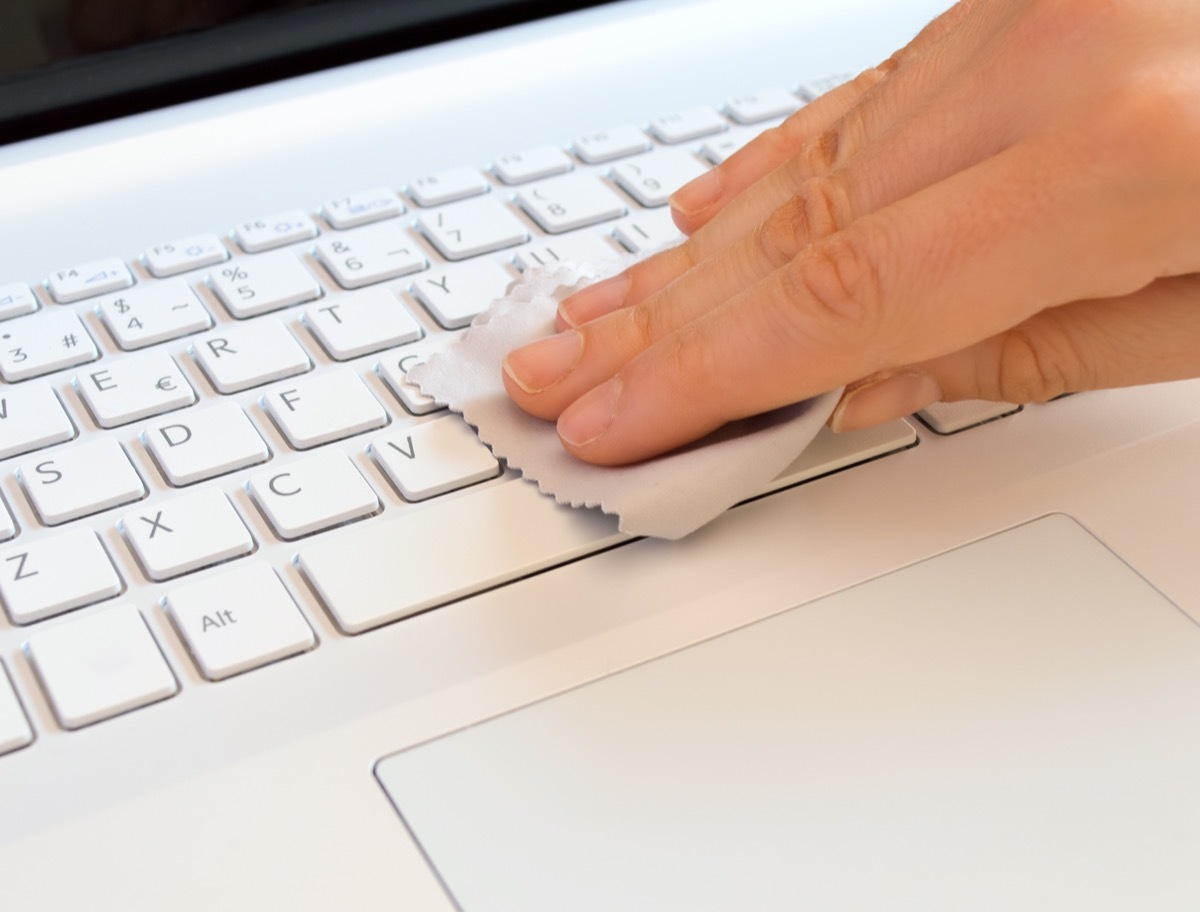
[376,515,1200,910]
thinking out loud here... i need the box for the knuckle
[994,319,1089,402]
[780,228,888,338]
[801,123,842,174]
[754,203,804,270]
[623,299,660,352]
[797,175,852,239]
[1104,74,1200,173]
[758,120,805,160]
[755,176,852,269]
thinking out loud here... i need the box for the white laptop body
[2,1,1199,909]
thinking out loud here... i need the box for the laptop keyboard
[0,80,977,754]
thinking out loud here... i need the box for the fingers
[664,67,891,237]
[668,0,982,235]
[553,71,885,333]
[555,1,1000,333]
[830,274,1200,431]
[522,64,1053,420]
[528,125,1185,464]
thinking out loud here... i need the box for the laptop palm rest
[376,514,1200,910]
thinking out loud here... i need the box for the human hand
[502,0,1200,465]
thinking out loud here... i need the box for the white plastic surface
[379,515,1200,910]
[7,4,1197,912]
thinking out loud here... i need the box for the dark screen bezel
[0,0,616,144]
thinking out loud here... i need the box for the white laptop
[3,1,1200,909]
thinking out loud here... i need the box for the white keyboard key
[611,149,710,207]
[515,174,627,234]
[613,209,685,253]
[377,335,458,415]
[0,309,98,381]
[166,562,315,681]
[142,232,229,278]
[46,257,134,303]
[122,488,254,581]
[208,251,322,318]
[25,603,177,729]
[262,369,388,449]
[76,349,196,428]
[95,280,212,350]
[233,209,318,253]
[725,88,802,124]
[313,222,427,289]
[0,526,122,624]
[647,106,728,144]
[412,259,514,330]
[19,437,146,525]
[918,400,1022,435]
[299,477,625,633]
[192,318,311,393]
[322,187,405,229]
[304,418,919,633]
[572,125,652,164]
[0,663,33,755]
[760,420,918,496]
[701,131,754,164]
[303,288,423,360]
[248,449,379,539]
[407,167,491,207]
[493,145,573,184]
[417,197,529,260]
[0,383,75,460]
[144,402,270,486]
[372,416,500,501]
[0,282,39,320]
[512,232,622,272]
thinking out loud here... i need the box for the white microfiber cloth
[408,256,839,539]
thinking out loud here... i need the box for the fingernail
[558,274,630,328]
[830,372,942,433]
[502,330,583,394]
[558,376,622,447]
[669,167,722,216]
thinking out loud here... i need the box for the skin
[502,0,1200,465]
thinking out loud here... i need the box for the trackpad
[376,515,1200,910]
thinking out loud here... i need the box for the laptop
[3,1,1200,909]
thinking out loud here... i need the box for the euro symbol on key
[155,376,176,391]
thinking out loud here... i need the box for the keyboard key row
[0,413,501,619]
[300,419,917,634]
[0,413,914,746]
[8,560,316,740]
[7,160,694,353]
[0,333,474,504]
[14,89,806,313]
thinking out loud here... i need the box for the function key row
[8,89,817,309]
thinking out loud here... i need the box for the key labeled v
[386,436,417,460]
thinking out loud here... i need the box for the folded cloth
[408,256,839,539]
